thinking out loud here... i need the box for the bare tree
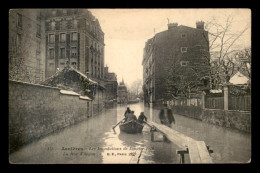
[130,79,143,96]
[203,15,249,87]
[166,60,206,99]
[236,48,251,78]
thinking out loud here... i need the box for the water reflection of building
[117,79,128,104]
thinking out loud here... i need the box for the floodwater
[9,102,251,164]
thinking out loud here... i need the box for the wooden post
[91,101,93,117]
[149,102,153,121]
[188,141,213,163]
[176,148,188,164]
[151,130,154,142]
[224,85,229,110]
[201,91,206,109]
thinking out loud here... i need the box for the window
[180,61,188,67]
[71,32,78,41]
[52,10,56,16]
[181,47,187,53]
[62,10,67,15]
[16,34,21,47]
[36,12,41,21]
[67,20,73,29]
[55,21,61,30]
[49,34,55,43]
[36,24,41,37]
[49,48,54,59]
[71,62,77,66]
[36,59,41,69]
[71,47,77,57]
[60,62,65,68]
[181,33,187,38]
[60,33,66,42]
[56,10,62,16]
[36,41,41,54]
[73,20,78,28]
[51,21,55,30]
[49,63,54,71]
[60,48,65,58]
[17,13,22,28]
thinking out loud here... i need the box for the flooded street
[9,102,251,164]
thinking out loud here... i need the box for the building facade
[117,79,128,104]
[104,66,118,101]
[142,22,210,107]
[44,9,110,111]
[44,9,105,83]
[9,9,46,83]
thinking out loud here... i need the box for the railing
[229,95,251,111]
[205,97,224,109]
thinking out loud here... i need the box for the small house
[41,65,101,100]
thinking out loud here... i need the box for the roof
[229,71,249,85]
[42,65,97,85]
[210,89,222,93]
[154,25,207,39]
[72,67,98,84]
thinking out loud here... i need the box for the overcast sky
[89,9,251,87]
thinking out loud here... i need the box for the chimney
[168,23,178,30]
[196,21,204,30]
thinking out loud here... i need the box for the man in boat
[124,107,131,117]
[125,111,137,122]
[138,112,147,124]
[159,103,175,142]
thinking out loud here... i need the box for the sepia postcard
[9,8,251,164]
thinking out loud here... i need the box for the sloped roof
[229,71,249,85]
[42,65,97,85]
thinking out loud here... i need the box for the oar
[112,117,126,133]
[143,121,153,128]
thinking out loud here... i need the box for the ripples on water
[9,102,251,164]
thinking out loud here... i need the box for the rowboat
[119,120,144,134]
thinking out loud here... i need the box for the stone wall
[168,105,251,133]
[170,105,203,120]
[202,109,251,133]
[9,80,91,153]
